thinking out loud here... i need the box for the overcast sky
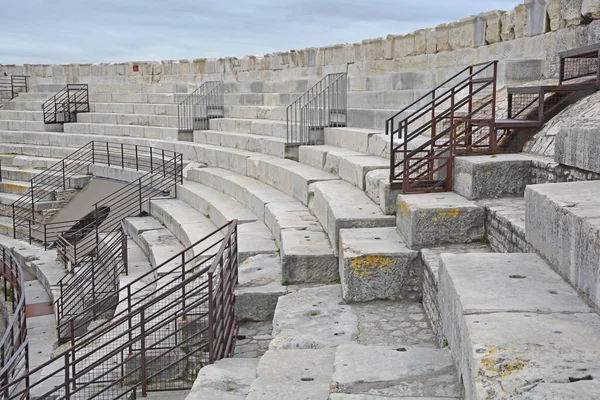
[0,0,521,64]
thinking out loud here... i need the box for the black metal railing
[11,141,183,246]
[286,72,347,146]
[42,84,89,124]
[386,61,498,193]
[177,81,224,132]
[0,75,27,100]
[0,220,239,400]
[0,245,29,400]
[54,153,183,337]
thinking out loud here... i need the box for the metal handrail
[177,81,224,132]
[42,84,89,124]
[387,61,498,193]
[0,220,239,399]
[0,245,29,400]
[0,75,27,100]
[11,141,183,247]
[286,72,347,146]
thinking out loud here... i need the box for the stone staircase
[0,74,599,399]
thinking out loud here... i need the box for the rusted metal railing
[0,245,29,400]
[0,220,239,399]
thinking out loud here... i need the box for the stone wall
[2,1,600,89]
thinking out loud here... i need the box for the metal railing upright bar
[42,84,89,124]
[0,245,29,400]
[286,72,347,146]
[0,220,239,400]
[177,81,224,132]
[0,75,27,100]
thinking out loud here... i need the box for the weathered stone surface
[332,344,460,398]
[247,349,335,400]
[280,229,338,284]
[438,251,598,399]
[270,285,358,350]
[188,358,258,399]
[452,154,534,200]
[338,227,421,302]
[525,181,600,308]
[555,119,600,174]
[479,198,532,253]
[396,192,485,248]
[236,254,287,322]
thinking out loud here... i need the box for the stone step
[87,92,188,104]
[338,227,420,303]
[122,216,186,276]
[186,167,337,284]
[222,92,302,107]
[90,102,179,116]
[236,254,288,322]
[222,78,320,95]
[0,119,63,133]
[246,348,335,400]
[193,130,294,159]
[0,109,45,121]
[62,122,179,140]
[0,215,14,236]
[396,191,485,248]
[1,100,45,111]
[186,358,259,400]
[453,153,545,200]
[0,179,40,195]
[526,180,600,310]
[32,82,191,94]
[298,145,388,190]
[439,252,600,399]
[210,117,288,139]
[331,343,460,399]
[12,92,53,101]
[75,112,178,128]
[309,180,395,256]
[347,89,431,109]
[270,285,359,350]
[0,154,63,169]
[224,105,287,121]
[0,142,74,159]
[150,199,277,262]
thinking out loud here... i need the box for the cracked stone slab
[331,344,461,398]
[269,285,358,350]
[187,358,258,400]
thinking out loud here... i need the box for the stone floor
[234,320,273,358]
[353,300,438,348]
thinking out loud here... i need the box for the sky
[0,0,521,64]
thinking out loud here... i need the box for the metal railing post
[140,309,148,396]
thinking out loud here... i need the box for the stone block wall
[2,1,600,91]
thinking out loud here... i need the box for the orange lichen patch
[435,208,460,218]
[397,200,410,216]
[349,256,394,278]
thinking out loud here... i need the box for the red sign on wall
[133,65,139,72]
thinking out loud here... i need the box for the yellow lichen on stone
[398,200,409,216]
[477,345,530,379]
[439,208,460,218]
[349,256,394,278]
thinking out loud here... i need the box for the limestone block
[504,59,544,82]
[481,11,505,44]
[270,285,358,350]
[396,192,485,248]
[413,29,429,55]
[514,3,528,38]
[525,0,549,35]
[546,0,565,30]
[338,228,421,302]
[562,0,584,26]
[500,9,517,40]
[448,17,476,50]
[453,154,534,200]
[363,38,385,62]
[555,120,600,174]
[582,0,600,19]
[434,24,451,52]
[323,44,345,65]
[391,33,415,58]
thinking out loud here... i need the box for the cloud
[0,0,521,64]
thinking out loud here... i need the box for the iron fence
[42,84,89,124]
[177,81,224,132]
[558,43,600,86]
[0,220,238,400]
[0,75,27,101]
[0,245,29,400]
[286,73,347,146]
